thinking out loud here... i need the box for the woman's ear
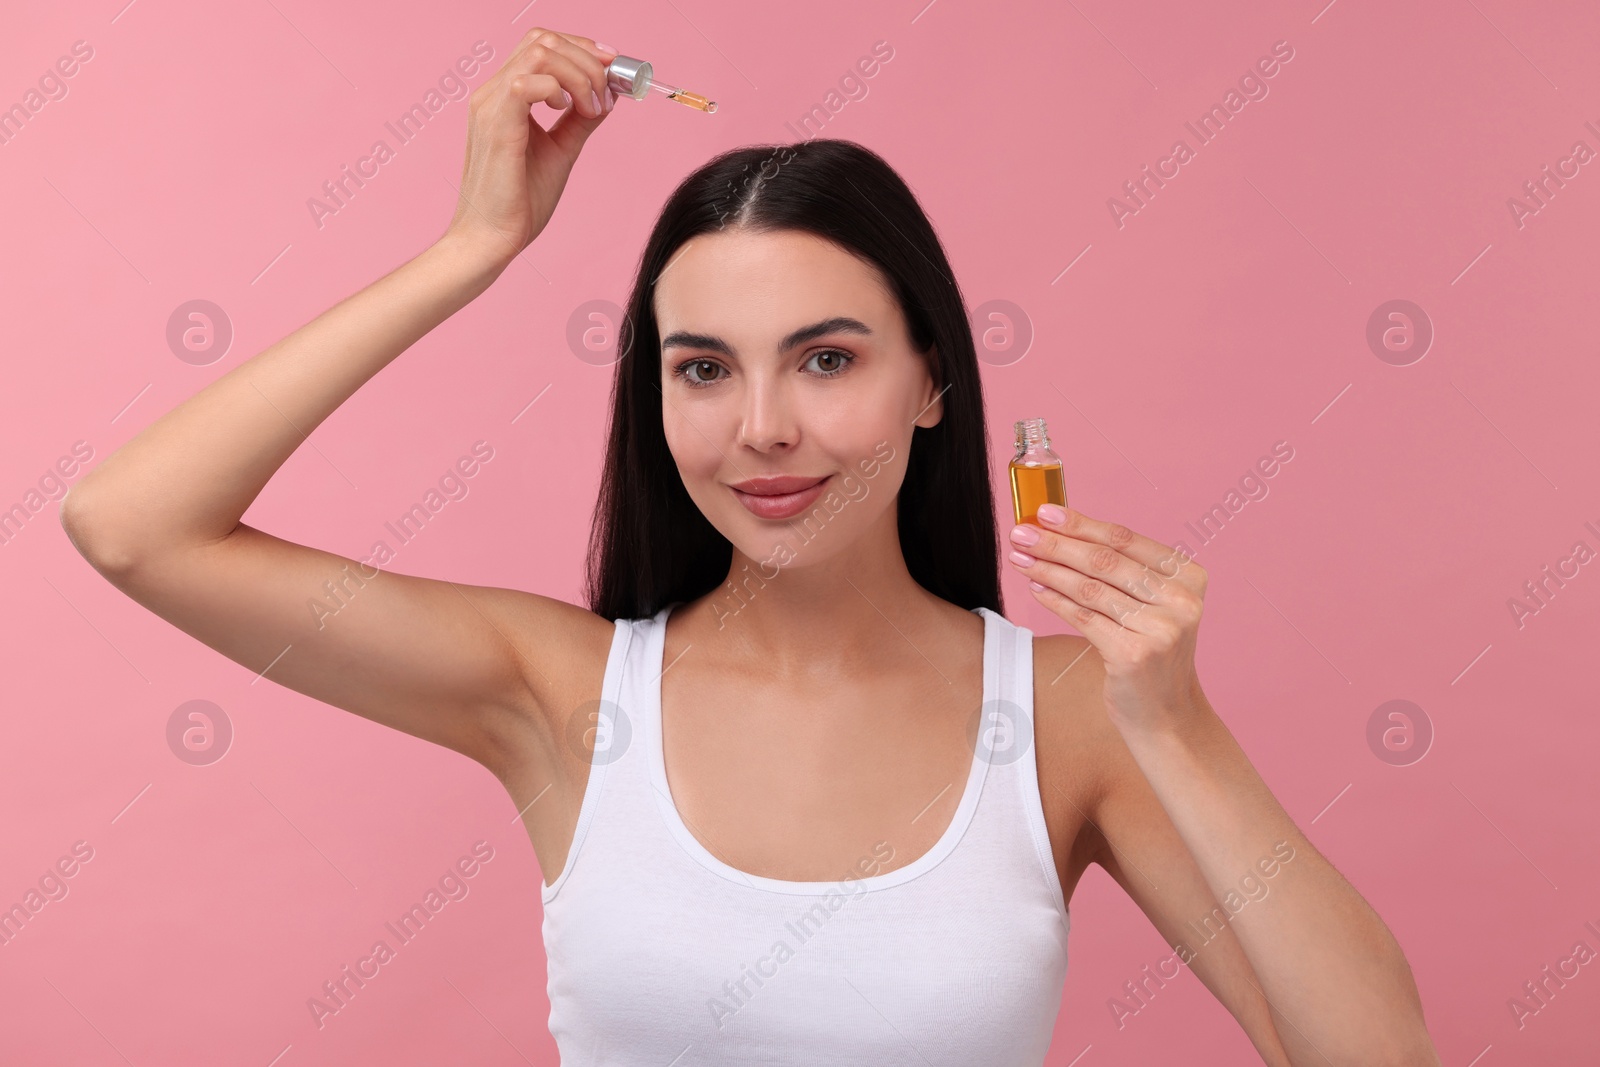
[913,348,944,429]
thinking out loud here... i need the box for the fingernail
[1010,525,1040,546]
[595,42,617,54]
[589,89,602,116]
[559,89,572,108]
[603,86,615,112]
[1028,580,1047,593]
[1037,503,1067,526]
[1009,550,1035,568]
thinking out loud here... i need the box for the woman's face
[654,227,944,571]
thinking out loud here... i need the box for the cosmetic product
[605,55,717,113]
[1010,418,1066,526]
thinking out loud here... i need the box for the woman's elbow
[59,485,141,577]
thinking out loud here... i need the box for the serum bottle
[1010,418,1066,526]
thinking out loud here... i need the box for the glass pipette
[605,55,718,114]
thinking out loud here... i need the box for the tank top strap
[540,606,668,904]
[972,604,1036,765]
[972,606,1070,930]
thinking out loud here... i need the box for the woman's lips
[729,475,830,520]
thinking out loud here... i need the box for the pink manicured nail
[1010,524,1040,546]
[1029,580,1047,593]
[595,42,617,54]
[1036,503,1067,526]
[1009,550,1035,568]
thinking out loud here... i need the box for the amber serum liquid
[1009,418,1066,526]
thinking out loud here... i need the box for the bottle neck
[1014,417,1050,452]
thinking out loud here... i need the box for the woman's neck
[679,507,959,680]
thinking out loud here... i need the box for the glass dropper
[646,79,717,113]
[605,54,718,113]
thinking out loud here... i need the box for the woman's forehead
[654,231,899,342]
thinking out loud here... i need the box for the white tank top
[540,602,1071,1065]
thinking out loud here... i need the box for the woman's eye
[674,350,854,388]
[806,349,854,376]
[677,359,724,387]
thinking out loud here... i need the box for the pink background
[3,0,1597,1063]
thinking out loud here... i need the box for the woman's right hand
[443,28,617,270]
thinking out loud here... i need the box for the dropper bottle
[1010,418,1067,526]
[604,55,717,113]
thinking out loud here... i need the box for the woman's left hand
[1008,504,1209,735]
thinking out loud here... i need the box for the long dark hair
[584,138,1002,622]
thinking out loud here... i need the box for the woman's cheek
[663,423,719,483]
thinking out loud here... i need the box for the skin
[645,226,988,884]
[57,26,1440,1067]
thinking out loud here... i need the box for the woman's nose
[736,380,797,452]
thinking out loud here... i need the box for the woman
[60,27,1440,1066]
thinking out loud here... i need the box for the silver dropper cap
[605,55,653,101]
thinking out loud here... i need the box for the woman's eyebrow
[660,316,873,357]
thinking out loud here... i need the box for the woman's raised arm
[59,28,621,778]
